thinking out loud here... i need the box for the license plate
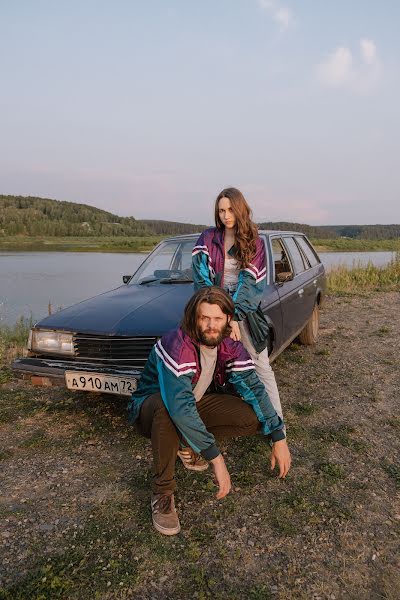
[65,371,137,396]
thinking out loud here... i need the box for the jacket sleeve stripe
[247,263,266,276]
[244,265,267,282]
[226,365,256,373]
[155,341,197,374]
[192,245,210,257]
[226,359,254,367]
[155,346,197,377]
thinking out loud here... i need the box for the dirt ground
[0,292,399,600]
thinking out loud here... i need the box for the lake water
[0,250,397,326]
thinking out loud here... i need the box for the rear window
[295,236,320,268]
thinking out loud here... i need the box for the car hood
[35,283,195,336]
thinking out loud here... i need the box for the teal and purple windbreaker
[128,327,285,461]
[192,227,267,322]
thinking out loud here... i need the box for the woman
[192,187,283,419]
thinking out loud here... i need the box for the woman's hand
[229,320,241,341]
[270,439,291,478]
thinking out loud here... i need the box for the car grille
[73,334,157,369]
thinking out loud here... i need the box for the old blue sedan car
[13,231,326,396]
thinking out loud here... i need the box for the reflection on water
[0,250,397,326]
[0,252,144,326]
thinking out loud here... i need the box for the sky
[1,0,399,225]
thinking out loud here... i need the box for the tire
[298,304,320,345]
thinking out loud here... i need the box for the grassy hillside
[0,195,207,238]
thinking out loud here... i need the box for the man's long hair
[214,187,259,269]
[181,287,234,340]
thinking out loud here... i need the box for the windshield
[130,239,196,284]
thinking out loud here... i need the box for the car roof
[165,230,307,241]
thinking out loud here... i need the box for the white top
[223,256,239,294]
[193,345,218,403]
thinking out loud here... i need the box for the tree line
[256,222,400,240]
[1,195,399,239]
[0,196,206,237]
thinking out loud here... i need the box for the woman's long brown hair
[214,187,259,268]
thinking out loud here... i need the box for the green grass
[2,235,399,253]
[19,430,50,449]
[387,416,400,430]
[327,254,400,295]
[371,325,391,337]
[0,368,13,384]
[268,470,352,535]
[383,462,400,489]
[0,449,13,461]
[312,425,368,453]
[291,401,318,416]
[0,316,32,366]
[312,238,400,252]
[0,235,165,252]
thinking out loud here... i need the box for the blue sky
[1,1,399,225]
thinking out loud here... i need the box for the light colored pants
[238,320,284,420]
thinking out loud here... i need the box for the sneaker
[151,493,181,536]
[177,447,209,472]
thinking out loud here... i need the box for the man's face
[197,301,231,347]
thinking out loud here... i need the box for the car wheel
[298,304,320,345]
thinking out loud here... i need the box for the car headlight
[30,330,75,355]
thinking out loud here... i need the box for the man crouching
[128,287,291,535]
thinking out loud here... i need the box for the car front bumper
[12,357,142,385]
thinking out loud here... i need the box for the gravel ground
[0,292,399,600]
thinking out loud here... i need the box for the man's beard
[198,323,231,347]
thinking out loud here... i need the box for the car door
[259,234,283,352]
[294,235,325,296]
[273,235,314,342]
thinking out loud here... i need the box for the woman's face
[218,197,237,230]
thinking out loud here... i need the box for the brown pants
[135,392,260,494]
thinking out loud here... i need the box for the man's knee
[137,393,169,437]
[240,412,260,432]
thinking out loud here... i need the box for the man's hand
[270,439,291,478]
[229,320,241,342]
[211,454,231,499]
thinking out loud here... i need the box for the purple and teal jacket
[192,227,269,352]
[128,327,285,461]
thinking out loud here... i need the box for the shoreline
[0,236,399,254]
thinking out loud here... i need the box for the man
[128,287,291,536]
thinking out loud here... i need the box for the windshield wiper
[139,277,161,285]
[159,278,193,284]
[139,276,193,285]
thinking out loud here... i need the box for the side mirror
[122,275,131,284]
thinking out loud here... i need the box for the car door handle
[298,288,304,296]
[313,279,317,286]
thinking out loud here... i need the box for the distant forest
[257,221,400,240]
[0,196,205,237]
[1,195,399,240]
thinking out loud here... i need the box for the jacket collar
[212,227,224,251]
[212,227,238,257]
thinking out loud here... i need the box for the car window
[171,241,195,272]
[271,238,293,283]
[283,237,307,275]
[130,240,194,284]
[295,236,320,267]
